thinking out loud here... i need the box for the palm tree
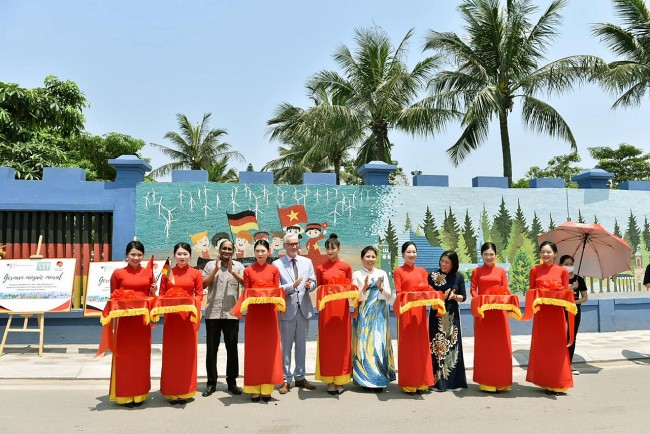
[310,27,456,167]
[206,156,239,183]
[424,0,603,186]
[149,113,243,179]
[592,0,650,108]
[266,84,364,184]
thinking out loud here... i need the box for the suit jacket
[273,254,316,321]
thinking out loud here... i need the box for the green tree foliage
[440,207,461,251]
[625,211,641,251]
[594,215,599,224]
[588,143,650,188]
[511,249,534,294]
[578,209,586,223]
[592,0,650,108]
[513,152,584,188]
[404,213,413,232]
[424,0,603,185]
[150,113,243,179]
[310,27,455,166]
[504,220,536,264]
[529,212,544,243]
[340,160,364,185]
[206,156,239,183]
[614,218,622,237]
[513,201,529,234]
[66,132,146,181]
[492,198,512,251]
[548,214,557,230]
[0,139,66,180]
[456,231,472,263]
[422,206,440,246]
[0,76,88,179]
[480,207,492,244]
[462,211,477,263]
[643,217,650,250]
[0,75,87,143]
[385,219,399,269]
[266,84,363,184]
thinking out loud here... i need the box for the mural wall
[136,183,650,293]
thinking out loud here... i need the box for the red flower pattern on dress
[486,284,511,295]
[111,289,136,299]
[537,280,569,291]
[411,283,434,292]
[162,287,190,298]
[327,276,351,285]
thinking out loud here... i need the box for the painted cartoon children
[190,230,211,269]
[235,231,253,258]
[285,225,303,250]
[271,232,285,257]
[305,222,327,255]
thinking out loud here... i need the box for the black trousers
[567,306,582,363]
[205,318,239,386]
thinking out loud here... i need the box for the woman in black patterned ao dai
[428,250,467,391]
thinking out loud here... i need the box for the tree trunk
[334,159,341,185]
[498,112,513,187]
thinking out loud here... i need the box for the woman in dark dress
[428,250,467,391]
[560,254,588,375]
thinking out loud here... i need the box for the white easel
[0,236,46,357]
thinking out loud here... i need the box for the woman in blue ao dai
[351,246,396,391]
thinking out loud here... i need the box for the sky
[2,0,649,186]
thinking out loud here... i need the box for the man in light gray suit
[273,233,317,393]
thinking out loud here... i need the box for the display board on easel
[83,259,166,317]
[0,256,76,356]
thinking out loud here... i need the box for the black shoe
[227,384,242,395]
[169,399,179,405]
[327,390,338,395]
[124,402,135,408]
[177,398,187,404]
[262,395,272,402]
[202,385,217,397]
[133,401,144,407]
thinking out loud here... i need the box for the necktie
[291,258,298,280]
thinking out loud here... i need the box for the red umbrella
[537,221,631,279]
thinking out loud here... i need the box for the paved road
[1,360,649,433]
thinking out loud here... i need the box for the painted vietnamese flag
[146,255,155,280]
[278,205,308,228]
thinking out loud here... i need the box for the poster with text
[0,258,76,313]
[83,260,166,317]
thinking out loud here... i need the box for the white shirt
[352,267,392,302]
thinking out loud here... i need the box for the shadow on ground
[622,349,650,365]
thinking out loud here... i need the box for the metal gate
[0,211,113,308]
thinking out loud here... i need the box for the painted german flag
[227,210,259,233]
[157,257,171,282]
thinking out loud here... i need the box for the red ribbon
[522,288,576,347]
[96,297,153,357]
[231,287,285,318]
